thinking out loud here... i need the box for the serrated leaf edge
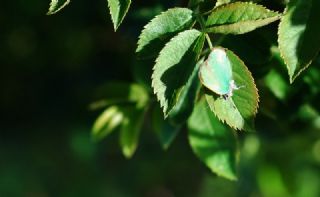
[47,0,71,15]
[206,1,280,25]
[151,29,201,117]
[277,6,318,83]
[136,7,194,53]
[205,47,259,130]
[205,15,281,34]
[108,0,131,31]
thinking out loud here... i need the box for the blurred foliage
[1,0,320,197]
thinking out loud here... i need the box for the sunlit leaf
[278,0,320,82]
[204,48,259,131]
[136,8,194,58]
[107,0,131,31]
[205,2,280,34]
[47,0,70,15]
[168,53,204,124]
[215,0,233,7]
[92,106,124,141]
[188,99,238,180]
[152,29,203,117]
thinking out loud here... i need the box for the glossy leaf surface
[205,2,280,34]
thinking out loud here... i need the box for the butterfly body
[199,48,239,98]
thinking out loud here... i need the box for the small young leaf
[107,0,131,31]
[136,8,194,58]
[151,29,203,117]
[188,99,238,180]
[92,106,124,141]
[119,107,145,158]
[205,2,280,34]
[204,48,259,131]
[47,0,70,15]
[152,106,181,150]
[278,0,320,82]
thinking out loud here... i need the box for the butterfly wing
[199,48,233,95]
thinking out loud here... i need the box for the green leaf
[151,29,203,117]
[152,106,181,150]
[119,107,145,158]
[47,0,70,15]
[168,52,205,124]
[265,69,289,101]
[90,82,149,110]
[205,48,259,131]
[188,99,238,180]
[107,0,131,31]
[205,2,280,34]
[278,0,320,82]
[264,47,290,101]
[136,8,194,58]
[92,106,124,141]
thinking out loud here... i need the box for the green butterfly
[199,47,240,98]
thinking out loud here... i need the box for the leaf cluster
[47,0,320,180]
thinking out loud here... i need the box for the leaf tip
[47,0,70,15]
[122,147,134,159]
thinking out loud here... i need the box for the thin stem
[205,34,213,49]
[196,14,214,49]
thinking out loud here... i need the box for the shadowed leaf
[278,0,320,82]
[108,0,131,31]
[188,99,238,180]
[120,107,145,158]
[152,29,204,117]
